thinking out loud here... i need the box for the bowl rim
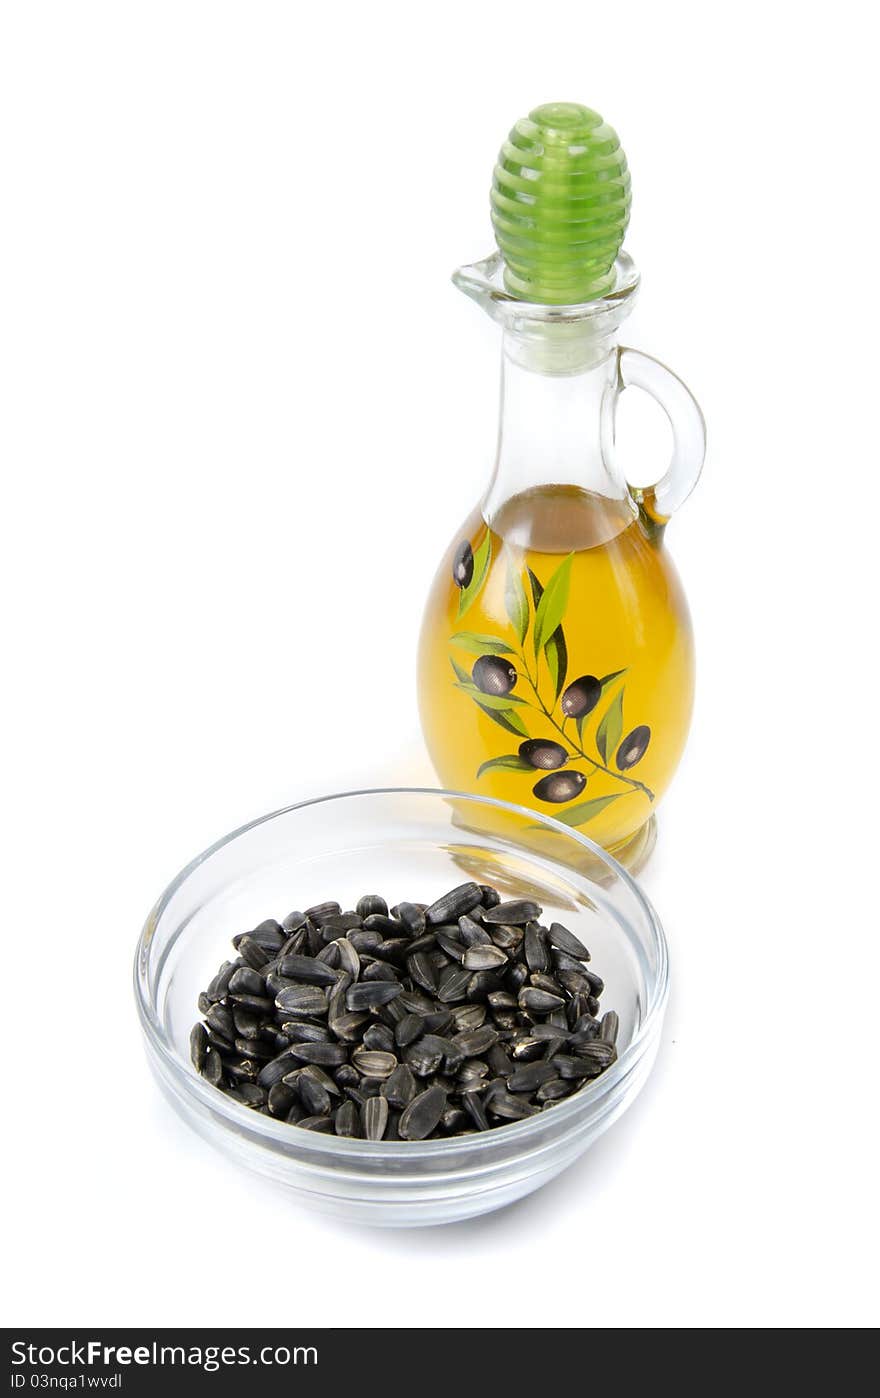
[134,786,669,1159]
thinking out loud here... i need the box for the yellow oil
[418,485,694,855]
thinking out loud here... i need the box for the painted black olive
[519,739,568,770]
[472,655,517,697]
[533,770,587,803]
[560,675,601,719]
[616,725,651,770]
[452,540,474,589]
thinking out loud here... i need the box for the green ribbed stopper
[491,102,631,304]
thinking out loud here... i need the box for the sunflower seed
[235,935,273,970]
[450,1003,486,1031]
[334,1100,362,1137]
[482,900,541,926]
[457,914,492,947]
[425,883,483,925]
[406,952,438,995]
[277,954,338,986]
[519,987,565,1014]
[305,902,341,926]
[328,1011,369,1042]
[207,962,237,1000]
[523,924,549,973]
[275,985,328,1018]
[283,1021,330,1044]
[395,1013,425,1048]
[404,1037,445,1078]
[334,938,361,981]
[507,1061,559,1093]
[600,1010,619,1045]
[462,1090,490,1130]
[190,1022,208,1071]
[356,894,388,919]
[451,1026,499,1058]
[351,1049,397,1079]
[234,1036,273,1058]
[288,1072,331,1115]
[436,932,466,962]
[286,1041,349,1067]
[346,981,403,1011]
[226,967,264,999]
[297,1115,336,1133]
[257,1051,297,1088]
[361,1095,389,1141]
[362,914,403,937]
[395,902,426,935]
[382,1063,417,1108]
[463,944,508,971]
[436,965,471,1003]
[399,1084,447,1140]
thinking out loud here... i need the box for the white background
[2,0,878,1329]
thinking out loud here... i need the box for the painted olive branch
[515,653,655,801]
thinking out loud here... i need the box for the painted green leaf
[504,564,530,646]
[453,682,527,709]
[544,624,568,704]
[553,794,624,827]
[527,568,544,608]
[449,656,471,685]
[533,554,573,653]
[595,687,625,764]
[476,702,529,737]
[458,532,491,618]
[476,754,532,778]
[599,669,627,693]
[450,631,515,656]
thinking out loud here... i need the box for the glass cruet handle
[613,347,706,524]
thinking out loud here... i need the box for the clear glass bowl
[134,788,669,1227]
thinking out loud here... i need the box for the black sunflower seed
[345,981,403,1011]
[297,1115,336,1133]
[547,921,590,960]
[451,1026,499,1058]
[287,1041,349,1067]
[462,944,507,971]
[361,1095,389,1141]
[257,1051,297,1088]
[600,1010,619,1045]
[190,1022,208,1071]
[278,954,339,986]
[399,1085,447,1140]
[361,1023,394,1053]
[351,1049,397,1080]
[482,899,542,926]
[507,1061,559,1093]
[382,1063,417,1109]
[425,883,483,925]
[335,1100,362,1137]
[275,985,328,1018]
[519,987,565,1014]
[235,935,273,970]
[394,902,426,935]
[395,1013,425,1048]
[406,952,438,995]
[356,894,388,919]
[458,914,492,947]
[436,964,472,1003]
[304,902,341,926]
[267,1081,297,1117]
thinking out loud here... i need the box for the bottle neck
[483,326,632,531]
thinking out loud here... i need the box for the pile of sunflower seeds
[190,882,619,1141]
